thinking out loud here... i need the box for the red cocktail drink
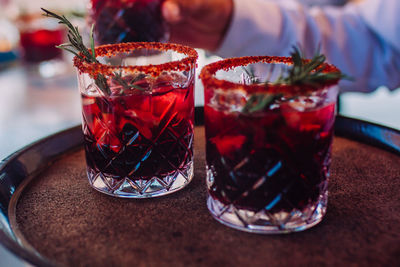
[89,0,167,44]
[75,42,198,198]
[17,14,64,63]
[82,80,194,180]
[20,28,64,62]
[200,55,340,233]
[205,99,335,212]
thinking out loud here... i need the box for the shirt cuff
[215,0,296,58]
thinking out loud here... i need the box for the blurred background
[0,0,399,265]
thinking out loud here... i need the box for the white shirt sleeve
[216,0,400,93]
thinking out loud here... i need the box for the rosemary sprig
[112,72,146,93]
[274,46,346,87]
[242,46,349,113]
[42,8,145,95]
[42,8,111,95]
[42,8,93,62]
[242,93,283,114]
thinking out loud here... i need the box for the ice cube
[82,97,96,106]
[209,89,247,112]
[286,96,323,112]
[86,83,101,96]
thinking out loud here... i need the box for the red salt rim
[199,56,341,95]
[73,42,198,78]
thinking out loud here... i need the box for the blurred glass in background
[0,0,87,77]
[16,13,65,64]
[89,0,168,45]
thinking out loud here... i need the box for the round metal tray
[1,115,399,266]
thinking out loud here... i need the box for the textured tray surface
[14,127,400,266]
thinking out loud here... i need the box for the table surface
[1,62,400,266]
[9,127,399,266]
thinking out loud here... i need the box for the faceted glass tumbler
[75,42,198,198]
[200,56,340,233]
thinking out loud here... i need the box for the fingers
[162,0,182,24]
[161,0,233,51]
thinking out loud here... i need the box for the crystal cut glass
[200,55,340,233]
[75,42,198,198]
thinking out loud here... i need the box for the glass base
[207,192,327,234]
[87,162,193,198]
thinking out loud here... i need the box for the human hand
[161,0,233,51]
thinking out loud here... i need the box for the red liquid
[205,101,335,213]
[90,0,167,44]
[20,28,64,63]
[82,82,194,180]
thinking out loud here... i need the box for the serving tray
[1,114,399,266]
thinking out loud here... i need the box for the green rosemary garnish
[42,8,111,94]
[242,93,283,114]
[242,46,349,113]
[112,72,146,93]
[41,9,92,61]
[274,46,346,87]
[42,8,144,95]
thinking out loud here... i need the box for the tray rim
[1,114,400,266]
[0,125,83,267]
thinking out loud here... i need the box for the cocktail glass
[89,0,168,45]
[75,42,198,198]
[16,13,65,63]
[199,56,340,233]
